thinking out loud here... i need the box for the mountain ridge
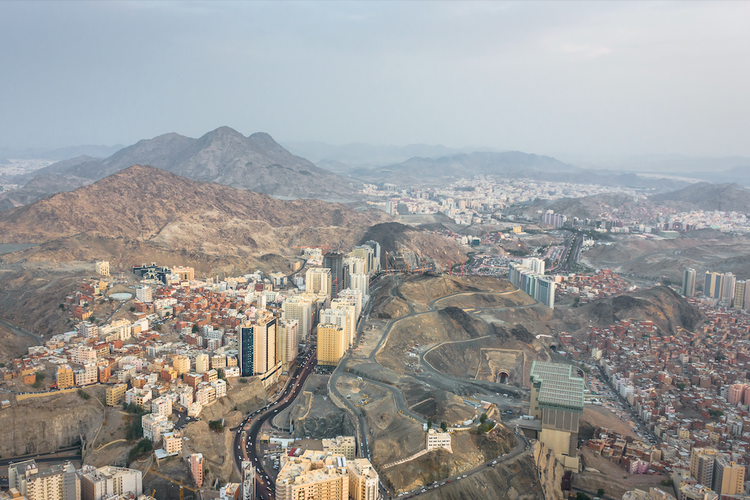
[14,127,357,202]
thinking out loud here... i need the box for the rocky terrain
[650,182,750,213]
[0,388,104,457]
[560,286,703,336]
[12,127,356,201]
[580,230,750,282]
[0,165,389,269]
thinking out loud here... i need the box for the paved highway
[231,347,317,500]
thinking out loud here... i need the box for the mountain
[0,173,89,210]
[281,141,500,168]
[650,182,750,213]
[17,127,357,201]
[0,165,389,271]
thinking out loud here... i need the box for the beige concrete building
[712,456,745,497]
[347,458,379,500]
[275,451,349,500]
[322,436,356,461]
[426,429,452,453]
[95,261,110,276]
[195,353,209,374]
[56,365,74,389]
[9,460,79,500]
[172,355,190,375]
[690,448,719,487]
[106,383,127,407]
[79,465,142,500]
[171,266,195,281]
[318,323,346,367]
[162,433,182,456]
[331,299,357,346]
[529,361,584,470]
[306,267,332,296]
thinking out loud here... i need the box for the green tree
[597,488,606,497]
[192,324,199,333]
[129,306,136,312]
[32,372,46,389]
[676,382,686,391]
[573,297,581,308]
[440,421,447,432]
[480,413,488,424]
[77,389,91,400]
[128,438,152,461]
[208,420,224,433]
[217,369,226,381]
[576,493,591,500]
[427,420,433,430]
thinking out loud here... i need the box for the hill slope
[0,165,388,270]
[650,182,750,213]
[19,127,356,201]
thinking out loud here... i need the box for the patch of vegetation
[128,438,152,461]
[192,324,200,333]
[77,389,91,400]
[129,306,136,312]
[239,378,248,384]
[661,478,673,487]
[33,372,46,389]
[208,420,224,433]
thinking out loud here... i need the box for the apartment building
[95,261,110,276]
[56,365,74,389]
[347,458,379,500]
[425,429,452,453]
[306,267,332,296]
[79,465,142,500]
[322,436,356,461]
[189,454,204,488]
[318,323,346,367]
[275,451,349,500]
[151,396,172,417]
[162,432,182,456]
[712,456,745,498]
[9,460,79,500]
[106,383,127,406]
[172,355,190,375]
[195,353,209,374]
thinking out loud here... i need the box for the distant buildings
[682,268,696,297]
[324,252,345,297]
[509,261,555,309]
[79,465,143,500]
[542,211,566,228]
[704,272,724,300]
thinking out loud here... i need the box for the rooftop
[530,361,585,411]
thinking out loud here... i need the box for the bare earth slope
[0,165,389,268]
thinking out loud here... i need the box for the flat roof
[530,361,585,411]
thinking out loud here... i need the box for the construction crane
[146,468,198,500]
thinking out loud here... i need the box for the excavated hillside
[561,286,703,335]
[0,389,104,457]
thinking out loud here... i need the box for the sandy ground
[575,448,669,499]
[582,405,638,439]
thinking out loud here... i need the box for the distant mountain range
[650,182,750,213]
[348,151,689,191]
[0,165,388,270]
[281,141,501,169]
[6,127,358,207]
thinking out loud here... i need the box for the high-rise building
[9,460,80,500]
[509,263,555,309]
[278,319,300,372]
[529,361,584,470]
[339,289,363,318]
[283,295,314,340]
[321,308,352,348]
[195,353,209,374]
[682,268,696,297]
[704,272,724,300]
[239,323,255,378]
[324,252,345,297]
[331,299,357,346]
[189,454,204,488]
[318,323,346,367]
[721,272,736,306]
[690,448,719,487]
[352,246,375,275]
[363,240,381,271]
[275,451,349,500]
[306,267,332,296]
[106,383,127,406]
[728,383,745,405]
[347,458,380,500]
[713,456,745,497]
[241,461,255,500]
[735,281,748,310]
[350,273,370,299]
[79,465,143,500]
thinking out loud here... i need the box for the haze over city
[2,3,750,500]
[1,1,749,159]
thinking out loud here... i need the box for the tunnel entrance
[498,371,509,384]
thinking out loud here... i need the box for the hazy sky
[1,1,749,157]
